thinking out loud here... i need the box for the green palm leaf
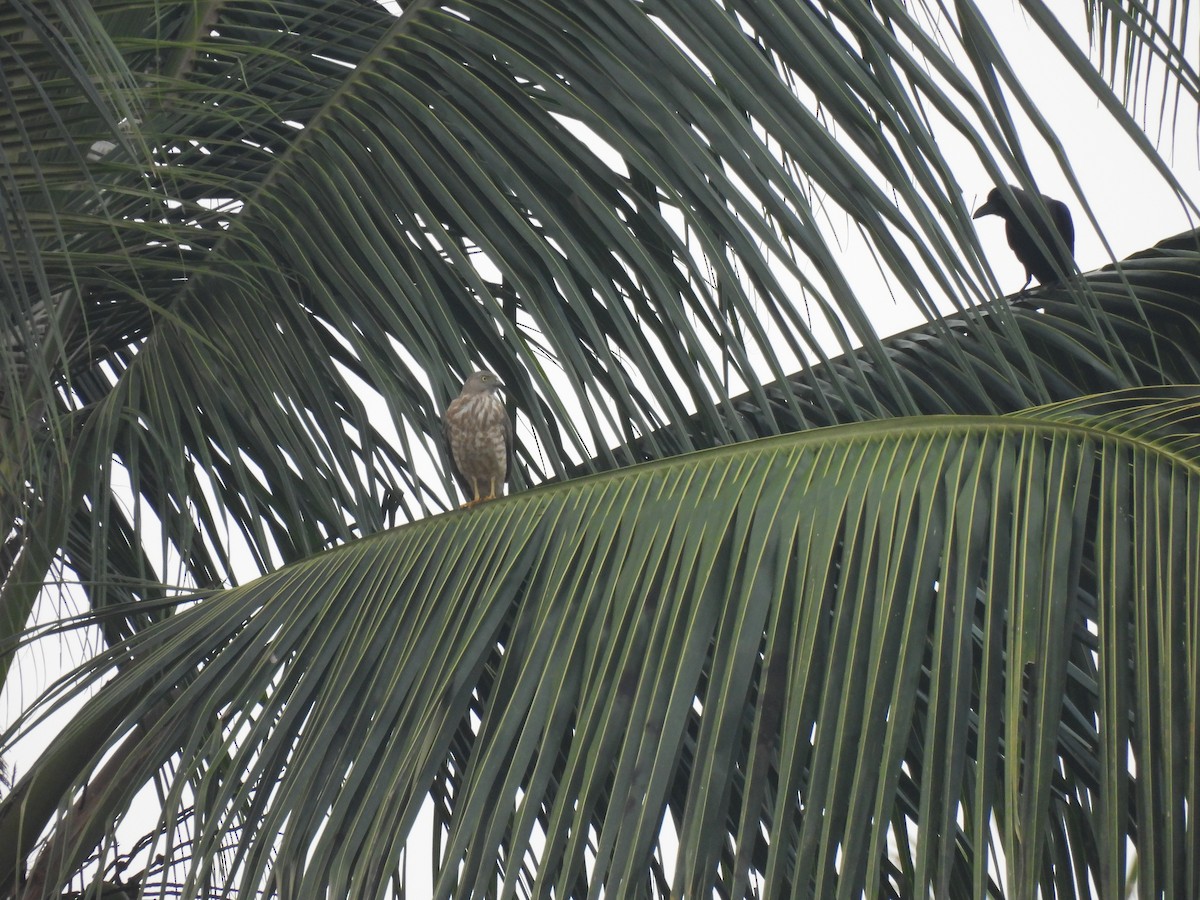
[601,231,1200,466]
[3,0,1195,626]
[4,387,1196,898]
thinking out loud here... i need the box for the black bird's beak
[972,199,998,219]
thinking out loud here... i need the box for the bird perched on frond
[973,185,1075,291]
[443,370,512,507]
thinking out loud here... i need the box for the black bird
[973,185,1075,291]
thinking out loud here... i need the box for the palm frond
[600,229,1200,467]
[3,386,1197,898]
[2,1,1196,646]
[1081,0,1200,123]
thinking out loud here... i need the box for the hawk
[973,185,1075,291]
[443,370,512,507]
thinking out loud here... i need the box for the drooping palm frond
[1082,0,1200,126]
[3,386,1196,899]
[599,229,1200,465]
[2,0,1196,650]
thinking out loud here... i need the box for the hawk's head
[461,370,504,396]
